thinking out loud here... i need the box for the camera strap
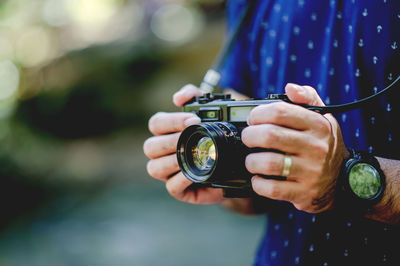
[200,1,400,115]
[199,1,256,94]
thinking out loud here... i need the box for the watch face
[349,163,382,199]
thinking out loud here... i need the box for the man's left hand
[242,83,350,213]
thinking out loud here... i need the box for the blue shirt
[220,0,400,265]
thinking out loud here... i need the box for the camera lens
[177,122,245,183]
[192,136,216,171]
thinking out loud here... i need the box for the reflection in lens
[192,137,216,171]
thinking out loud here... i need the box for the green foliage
[15,45,166,139]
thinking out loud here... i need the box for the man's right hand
[143,84,225,204]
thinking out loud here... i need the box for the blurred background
[0,0,265,265]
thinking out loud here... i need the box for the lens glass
[191,137,216,171]
[349,163,381,199]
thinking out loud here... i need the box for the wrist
[365,157,400,224]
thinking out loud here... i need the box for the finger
[146,154,180,181]
[251,176,301,203]
[247,101,327,131]
[242,124,326,155]
[284,84,335,137]
[173,84,203,107]
[285,83,325,106]
[166,172,224,204]
[166,171,193,198]
[148,112,201,135]
[245,152,304,180]
[143,133,180,159]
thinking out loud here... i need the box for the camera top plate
[184,93,289,122]
[187,93,288,105]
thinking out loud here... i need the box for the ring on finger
[281,154,292,177]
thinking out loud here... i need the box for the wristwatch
[337,149,386,213]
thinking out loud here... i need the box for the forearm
[366,157,400,225]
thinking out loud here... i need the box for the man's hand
[143,84,224,204]
[242,83,350,213]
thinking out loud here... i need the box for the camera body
[176,93,288,198]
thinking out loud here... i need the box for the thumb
[285,83,325,107]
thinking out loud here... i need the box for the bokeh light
[0,60,19,101]
[151,3,205,43]
[42,0,71,27]
[15,27,56,68]
[0,33,14,61]
[0,60,19,119]
[0,2,262,266]
[66,0,122,28]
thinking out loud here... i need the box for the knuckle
[258,154,278,173]
[169,133,180,150]
[270,103,287,122]
[262,126,279,147]
[268,183,281,198]
[318,117,332,135]
[176,117,187,131]
[312,141,329,160]
[303,85,317,94]
[265,157,280,173]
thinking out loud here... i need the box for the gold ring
[281,155,292,177]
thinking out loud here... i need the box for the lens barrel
[177,122,249,184]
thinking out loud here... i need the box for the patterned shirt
[219,0,400,265]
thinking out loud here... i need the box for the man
[144,1,400,265]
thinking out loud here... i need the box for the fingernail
[184,116,201,126]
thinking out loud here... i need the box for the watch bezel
[343,158,385,203]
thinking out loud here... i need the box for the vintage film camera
[177,93,293,198]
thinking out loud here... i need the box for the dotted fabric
[219,0,400,265]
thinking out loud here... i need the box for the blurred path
[0,161,265,266]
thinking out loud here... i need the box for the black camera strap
[199,1,256,94]
[304,74,400,114]
[201,1,400,115]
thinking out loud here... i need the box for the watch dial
[349,163,381,199]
